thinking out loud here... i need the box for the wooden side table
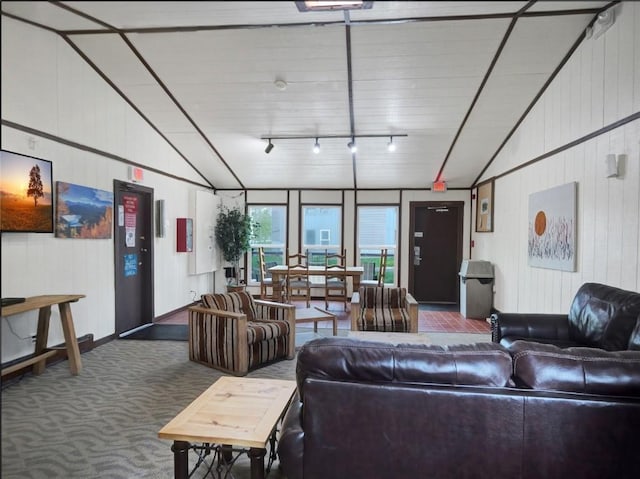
[1,294,85,376]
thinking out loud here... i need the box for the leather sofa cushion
[510,340,640,396]
[296,338,513,399]
[569,282,640,350]
[629,318,640,350]
[201,291,257,321]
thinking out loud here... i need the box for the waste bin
[459,260,494,319]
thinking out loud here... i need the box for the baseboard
[1,334,95,385]
[154,303,197,321]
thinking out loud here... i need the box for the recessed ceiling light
[295,1,373,12]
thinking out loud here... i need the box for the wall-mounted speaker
[605,154,618,178]
[155,199,165,237]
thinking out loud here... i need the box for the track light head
[265,139,274,154]
[348,139,357,153]
[313,138,320,154]
[387,136,396,152]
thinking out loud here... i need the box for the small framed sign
[476,179,494,233]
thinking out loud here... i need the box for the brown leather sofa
[491,282,640,350]
[278,337,640,479]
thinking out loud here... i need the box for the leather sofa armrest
[490,312,570,343]
[278,392,304,479]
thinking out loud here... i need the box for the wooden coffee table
[295,306,338,336]
[158,376,296,479]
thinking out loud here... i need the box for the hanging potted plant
[215,204,253,288]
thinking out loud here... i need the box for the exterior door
[409,202,463,303]
[113,180,154,335]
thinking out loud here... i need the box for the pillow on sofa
[296,337,513,399]
[200,291,257,321]
[510,340,640,396]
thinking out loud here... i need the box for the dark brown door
[409,202,463,303]
[113,180,154,335]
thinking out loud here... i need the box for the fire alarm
[176,218,193,252]
[128,166,144,183]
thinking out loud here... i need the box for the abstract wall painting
[55,181,113,239]
[528,182,577,271]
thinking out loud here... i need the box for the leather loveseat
[491,282,640,350]
[278,337,640,479]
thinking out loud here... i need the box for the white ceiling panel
[1,1,609,190]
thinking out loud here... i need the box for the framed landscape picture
[0,149,54,233]
[475,179,494,232]
[55,181,113,239]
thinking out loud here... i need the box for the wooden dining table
[268,264,364,298]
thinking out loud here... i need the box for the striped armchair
[351,286,419,333]
[188,291,296,376]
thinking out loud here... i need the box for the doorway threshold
[119,323,153,338]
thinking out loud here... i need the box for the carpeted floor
[1,332,490,478]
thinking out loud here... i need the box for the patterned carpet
[1,339,296,479]
[1,331,490,478]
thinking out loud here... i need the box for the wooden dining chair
[378,248,388,286]
[286,249,311,307]
[361,248,388,287]
[324,249,348,311]
[258,247,285,301]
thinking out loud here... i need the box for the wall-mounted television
[0,149,54,233]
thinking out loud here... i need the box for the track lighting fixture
[387,136,396,152]
[260,133,407,154]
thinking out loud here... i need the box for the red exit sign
[432,180,447,192]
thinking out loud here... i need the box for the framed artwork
[55,181,113,238]
[0,149,54,233]
[528,182,577,272]
[475,179,494,232]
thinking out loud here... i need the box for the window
[301,205,342,267]
[248,205,286,283]
[357,206,398,285]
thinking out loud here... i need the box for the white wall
[1,17,216,362]
[473,2,640,313]
[14,1,629,362]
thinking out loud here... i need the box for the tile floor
[156,299,491,334]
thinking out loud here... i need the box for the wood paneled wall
[474,1,639,313]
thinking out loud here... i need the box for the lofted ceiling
[1,1,614,190]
